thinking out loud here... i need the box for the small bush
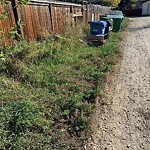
[0,100,48,148]
[1,101,46,133]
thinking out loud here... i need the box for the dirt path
[85,17,150,150]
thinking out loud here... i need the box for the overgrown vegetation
[0,19,128,149]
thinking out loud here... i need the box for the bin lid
[113,16,122,19]
[100,21,107,28]
[88,21,107,28]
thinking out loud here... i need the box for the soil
[85,17,150,150]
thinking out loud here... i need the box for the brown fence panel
[88,4,110,21]
[82,2,88,24]
[17,2,52,41]
[0,2,16,47]
[51,3,83,34]
[75,6,83,23]
[51,5,71,34]
[88,4,93,21]
[93,5,99,20]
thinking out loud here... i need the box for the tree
[118,0,137,10]
[98,0,121,7]
[110,0,121,7]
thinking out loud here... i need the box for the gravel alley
[86,16,150,150]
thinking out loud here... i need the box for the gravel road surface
[85,17,150,150]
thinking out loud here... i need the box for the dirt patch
[85,17,150,150]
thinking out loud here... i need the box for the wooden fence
[88,4,110,21]
[0,0,110,46]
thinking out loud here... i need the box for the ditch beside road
[86,16,150,150]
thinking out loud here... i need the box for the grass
[0,18,129,149]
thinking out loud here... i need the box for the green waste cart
[112,18,122,32]
[100,16,108,21]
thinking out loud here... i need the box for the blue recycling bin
[88,21,107,35]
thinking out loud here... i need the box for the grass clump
[0,100,49,149]
[0,19,128,149]
[0,100,46,133]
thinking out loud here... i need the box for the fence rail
[0,0,110,46]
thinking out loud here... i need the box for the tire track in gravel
[85,17,150,150]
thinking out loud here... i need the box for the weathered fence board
[88,4,110,21]
[0,2,16,47]
[17,3,52,40]
[51,5,71,34]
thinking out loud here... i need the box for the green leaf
[63,110,70,115]
[17,19,24,27]
[1,0,7,5]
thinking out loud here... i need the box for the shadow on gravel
[128,25,150,32]
[137,108,150,121]
[128,16,150,18]
[136,108,150,130]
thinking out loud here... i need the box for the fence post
[82,1,88,23]
[70,5,74,27]
[48,3,53,32]
[11,0,24,39]
[92,4,94,21]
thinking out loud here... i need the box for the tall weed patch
[0,19,128,149]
